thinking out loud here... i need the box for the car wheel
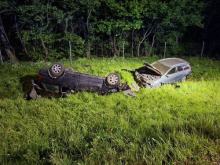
[106,73,120,87]
[48,63,64,78]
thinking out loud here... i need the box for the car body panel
[37,69,109,93]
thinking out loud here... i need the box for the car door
[162,67,179,84]
[176,65,186,81]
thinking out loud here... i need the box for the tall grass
[0,57,220,164]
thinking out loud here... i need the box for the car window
[184,66,190,70]
[167,67,177,75]
[177,66,184,71]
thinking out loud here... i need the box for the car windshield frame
[151,61,170,75]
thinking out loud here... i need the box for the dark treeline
[204,0,220,58]
[0,0,219,61]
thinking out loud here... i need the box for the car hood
[143,63,162,76]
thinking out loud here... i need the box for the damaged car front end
[134,58,192,88]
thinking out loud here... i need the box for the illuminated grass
[0,57,220,164]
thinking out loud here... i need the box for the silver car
[134,58,191,88]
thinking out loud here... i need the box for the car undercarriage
[26,64,131,99]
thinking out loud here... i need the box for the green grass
[0,57,220,164]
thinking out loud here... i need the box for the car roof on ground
[156,58,188,67]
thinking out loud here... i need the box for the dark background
[0,0,219,61]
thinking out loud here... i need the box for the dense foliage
[0,0,204,60]
[0,57,220,164]
[204,0,220,58]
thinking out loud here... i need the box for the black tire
[48,63,65,78]
[105,73,120,87]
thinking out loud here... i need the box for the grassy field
[0,57,220,164]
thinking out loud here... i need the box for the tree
[0,0,205,60]
[18,0,65,60]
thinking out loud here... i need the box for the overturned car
[133,58,191,88]
[27,63,130,99]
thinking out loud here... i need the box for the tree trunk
[137,27,154,57]
[149,34,155,56]
[6,49,18,63]
[109,34,119,57]
[0,50,3,64]
[131,29,134,57]
[163,42,167,58]
[46,0,49,27]
[64,18,68,33]
[108,35,114,56]
[13,15,28,56]
[86,40,91,58]
[118,47,121,57]
[113,35,116,57]
[137,43,141,57]
[101,41,104,57]
[40,38,48,61]
[175,35,179,45]
[144,41,149,56]
[69,41,72,64]
[200,41,205,58]
[110,35,119,57]
[0,15,18,63]
[86,10,92,58]
[122,41,125,59]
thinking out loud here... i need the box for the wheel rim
[107,74,119,85]
[52,64,62,74]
